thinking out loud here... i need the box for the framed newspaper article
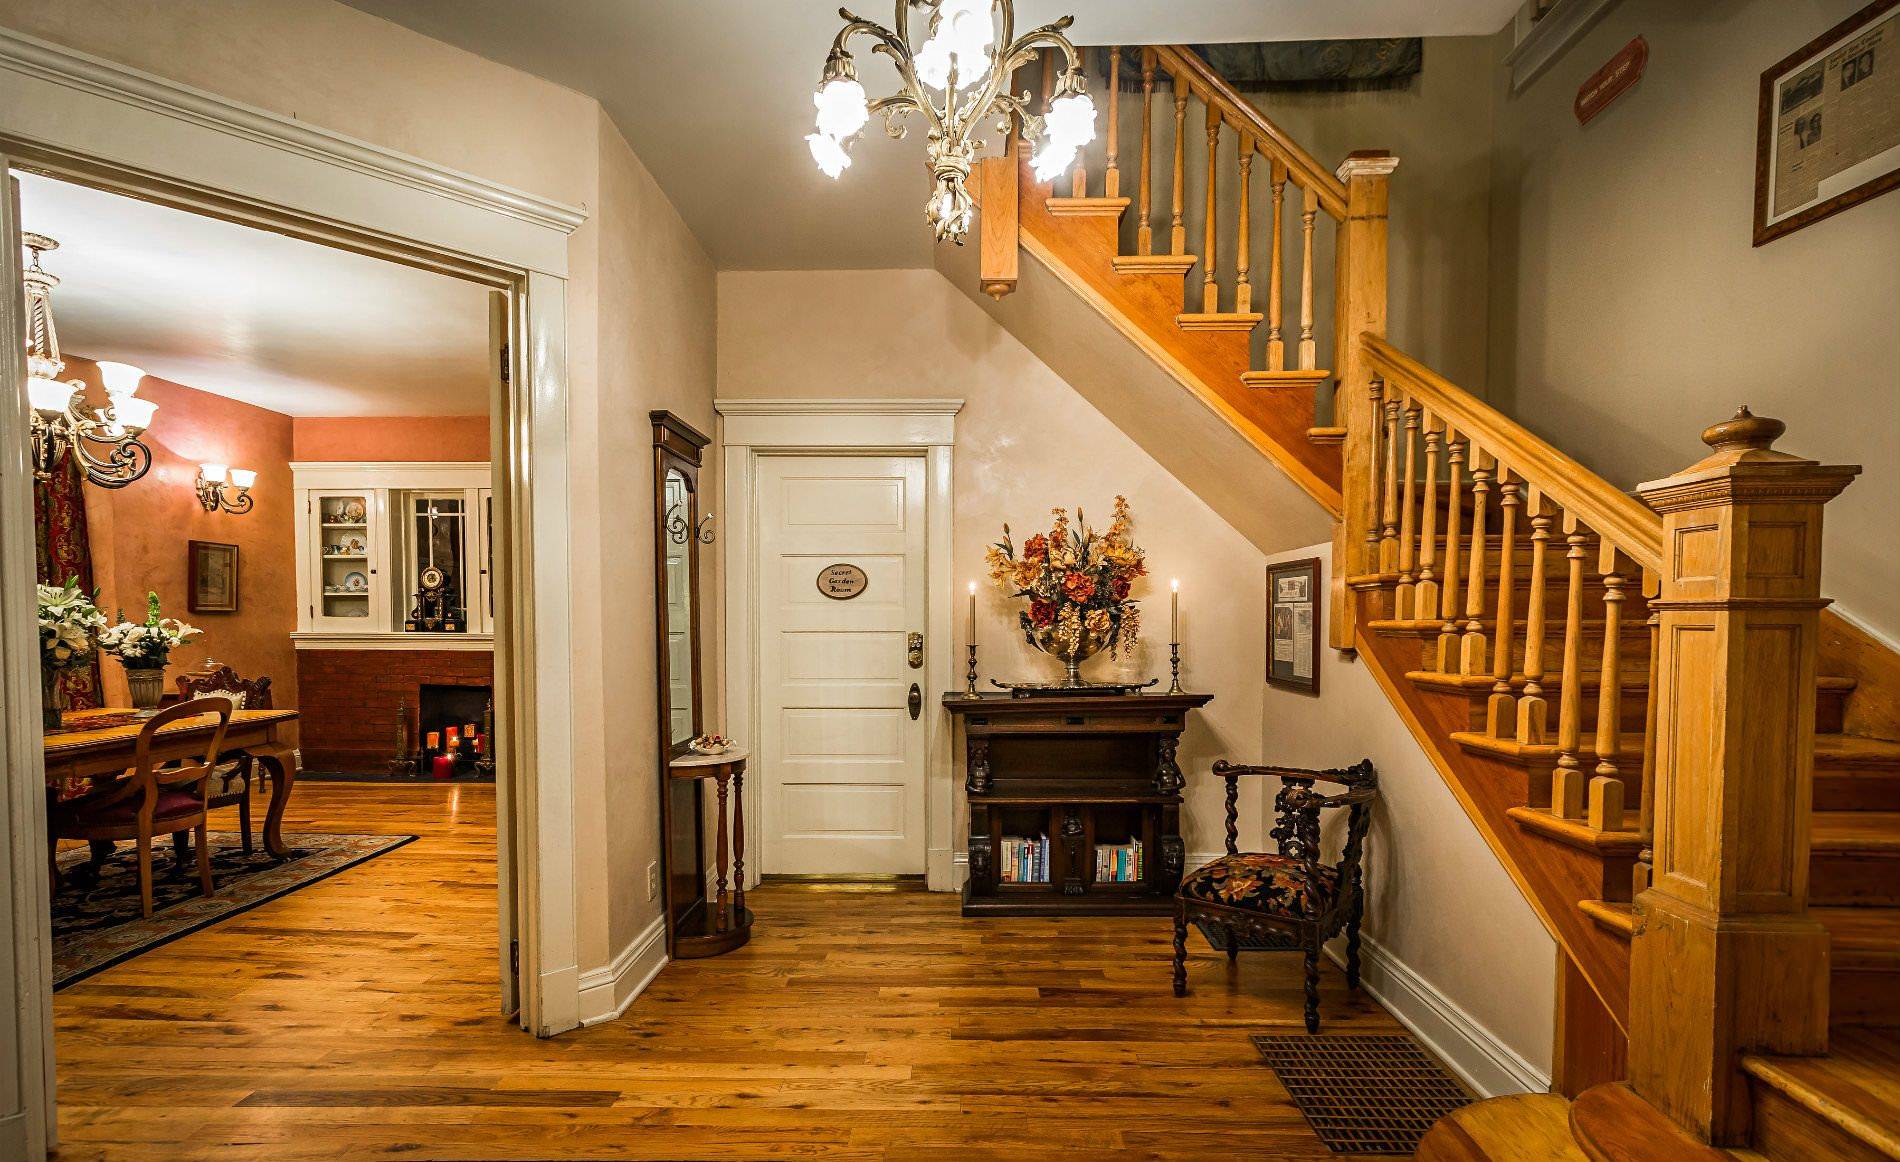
[1267,557,1321,695]
[1755,0,1900,245]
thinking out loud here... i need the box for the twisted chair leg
[1346,903,1364,990]
[1303,943,1322,1034]
[1225,925,1239,964]
[1171,909,1189,997]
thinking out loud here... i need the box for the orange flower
[1062,573,1097,602]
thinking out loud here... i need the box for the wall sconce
[196,463,256,515]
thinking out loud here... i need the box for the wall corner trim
[1325,933,1549,1098]
[577,914,668,1027]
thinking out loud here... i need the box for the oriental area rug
[50,831,415,989]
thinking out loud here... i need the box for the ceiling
[16,173,492,417]
[338,0,1521,270]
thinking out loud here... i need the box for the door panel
[759,455,926,874]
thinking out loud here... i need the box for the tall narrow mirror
[663,467,697,744]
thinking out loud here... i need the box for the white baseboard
[1326,933,1548,1098]
[576,914,668,1027]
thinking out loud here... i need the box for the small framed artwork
[1267,557,1321,695]
[187,540,239,614]
[1754,0,1900,245]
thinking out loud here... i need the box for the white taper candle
[1170,578,1180,644]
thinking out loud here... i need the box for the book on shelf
[1093,838,1143,883]
[999,834,1050,885]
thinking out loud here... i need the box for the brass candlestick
[965,642,980,697]
[1167,642,1183,694]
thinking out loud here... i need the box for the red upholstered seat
[54,788,203,829]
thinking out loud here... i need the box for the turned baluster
[1515,490,1554,744]
[1435,436,1466,671]
[732,764,747,922]
[1298,186,1319,370]
[1105,47,1122,199]
[1552,516,1589,818]
[1638,568,1661,845]
[1486,471,1522,736]
[1170,79,1188,255]
[1593,547,1630,795]
[1459,450,1493,676]
[1070,47,1089,197]
[1363,377,1386,568]
[1415,417,1443,622]
[1266,160,1287,370]
[714,770,731,932]
[1201,102,1220,312]
[1137,49,1155,255]
[1396,404,1422,618]
[1235,143,1254,314]
[1380,397,1404,576]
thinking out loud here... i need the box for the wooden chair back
[77,697,234,826]
[174,663,273,710]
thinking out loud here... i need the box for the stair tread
[1817,734,1900,767]
[1176,311,1263,332]
[1419,1092,1589,1161]
[1408,669,1850,695]
[1571,1083,1733,1161]
[1743,1027,1900,1157]
[1579,898,1635,937]
[1044,195,1130,218]
[1814,812,1900,852]
[1110,252,1198,274]
[1505,806,1644,855]
[1582,902,1900,959]
[1243,369,1331,386]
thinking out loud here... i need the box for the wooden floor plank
[53,783,1408,1159]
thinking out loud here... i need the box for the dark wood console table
[666,749,751,957]
[944,691,1213,917]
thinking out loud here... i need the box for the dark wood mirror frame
[652,410,711,959]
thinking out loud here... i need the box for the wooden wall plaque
[816,563,869,600]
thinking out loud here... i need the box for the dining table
[43,707,301,860]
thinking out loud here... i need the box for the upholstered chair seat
[1177,852,1338,917]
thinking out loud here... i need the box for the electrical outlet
[647,860,660,901]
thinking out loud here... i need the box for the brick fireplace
[296,648,493,774]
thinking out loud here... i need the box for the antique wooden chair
[1171,758,1378,1033]
[174,662,272,854]
[48,697,232,918]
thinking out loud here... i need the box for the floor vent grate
[1195,917,1303,951]
[1251,1032,1474,1154]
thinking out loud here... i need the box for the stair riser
[1814,770,1900,812]
[1749,1078,1894,1161]
[1429,684,1850,741]
[1395,633,1653,682]
[1830,967,1900,1027]
[1809,853,1900,907]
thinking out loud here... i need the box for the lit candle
[968,580,977,641]
[432,753,454,780]
[426,731,440,750]
[1170,578,1180,644]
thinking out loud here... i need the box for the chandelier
[808,0,1097,243]
[22,233,155,488]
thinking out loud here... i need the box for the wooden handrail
[1151,45,1348,219]
[1360,335,1663,572]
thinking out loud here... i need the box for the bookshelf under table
[942,691,1214,917]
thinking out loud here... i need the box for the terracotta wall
[67,356,299,717]
[296,648,494,773]
[292,416,489,462]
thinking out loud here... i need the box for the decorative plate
[347,536,367,554]
[340,500,367,523]
[342,571,368,593]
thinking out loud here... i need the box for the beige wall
[717,268,1288,862]
[1264,545,1555,1089]
[0,0,717,1002]
[1485,0,1900,641]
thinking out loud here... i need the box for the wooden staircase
[969,43,1900,1160]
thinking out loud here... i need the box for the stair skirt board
[1322,931,1550,1099]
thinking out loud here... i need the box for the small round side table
[667,748,752,957]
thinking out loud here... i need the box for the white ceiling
[338,0,1520,270]
[16,173,492,417]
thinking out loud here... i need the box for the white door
[758,454,927,875]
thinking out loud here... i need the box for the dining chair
[174,662,272,854]
[48,697,233,919]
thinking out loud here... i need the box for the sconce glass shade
[27,375,76,416]
[200,463,228,484]
[95,360,146,397]
[228,468,257,489]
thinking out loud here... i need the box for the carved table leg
[732,763,746,923]
[251,743,297,860]
[714,770,731,934]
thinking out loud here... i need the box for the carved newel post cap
[1701,406,1785,454]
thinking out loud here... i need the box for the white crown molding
[292,632,494,652]
[1501,0,1624,93]
[714,398,965,416]
[0,28,585,235]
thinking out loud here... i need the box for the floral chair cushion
[1178,852,1338,917]
[207,690,248,796]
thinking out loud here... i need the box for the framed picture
[1754,0,1900,245]
[1267,557,1321,695]
[187,540,239,613]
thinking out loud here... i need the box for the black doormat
[1252,1033,1474,1154]
[1196,916,1303,951]
[52,831,416,989]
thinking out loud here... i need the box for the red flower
[1110,576,1131,601]
[1022,534,1049,561]
[1062,574,1097,602]
[1029,600,1057,627]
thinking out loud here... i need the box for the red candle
[432,754,454,779]
[445,726,460,742]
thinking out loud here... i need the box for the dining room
[22,168,504,992]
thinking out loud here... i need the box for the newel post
[1332,151,1396,649]
[1628,409,1859,1144]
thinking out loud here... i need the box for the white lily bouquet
[100,591,203,670]
[37,577,105,729]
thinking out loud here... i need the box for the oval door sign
[816,562,869,600]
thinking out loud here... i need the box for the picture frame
[1266,557,1321,695]
[187,540,240,614]
[1754,0,1900,246]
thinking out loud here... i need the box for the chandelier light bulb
[807,131,853,179]
[813,76,869,141]
[1031,90,1097,181]
[915,0,994,91]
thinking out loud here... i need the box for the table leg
[251,743,297,859]
[732,764,746,925]
[714,770,730,934]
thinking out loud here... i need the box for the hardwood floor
[53,784,1408,1160]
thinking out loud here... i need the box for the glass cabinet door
[402,492,469,633]
[311,490,381,629]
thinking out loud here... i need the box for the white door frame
[717,400,961,891]
[0,28,588,1157]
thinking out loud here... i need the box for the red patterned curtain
[34,458,104,710]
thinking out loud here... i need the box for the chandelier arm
[72,434,150,489]
[1004,22,1083,81]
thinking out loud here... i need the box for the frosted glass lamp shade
[112,395,157,433]
[27,375,76,415]
[228,468,257,489]
[96,360,146,397]
[200,463,228,484]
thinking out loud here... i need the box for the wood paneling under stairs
[53,783,1409,1161]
